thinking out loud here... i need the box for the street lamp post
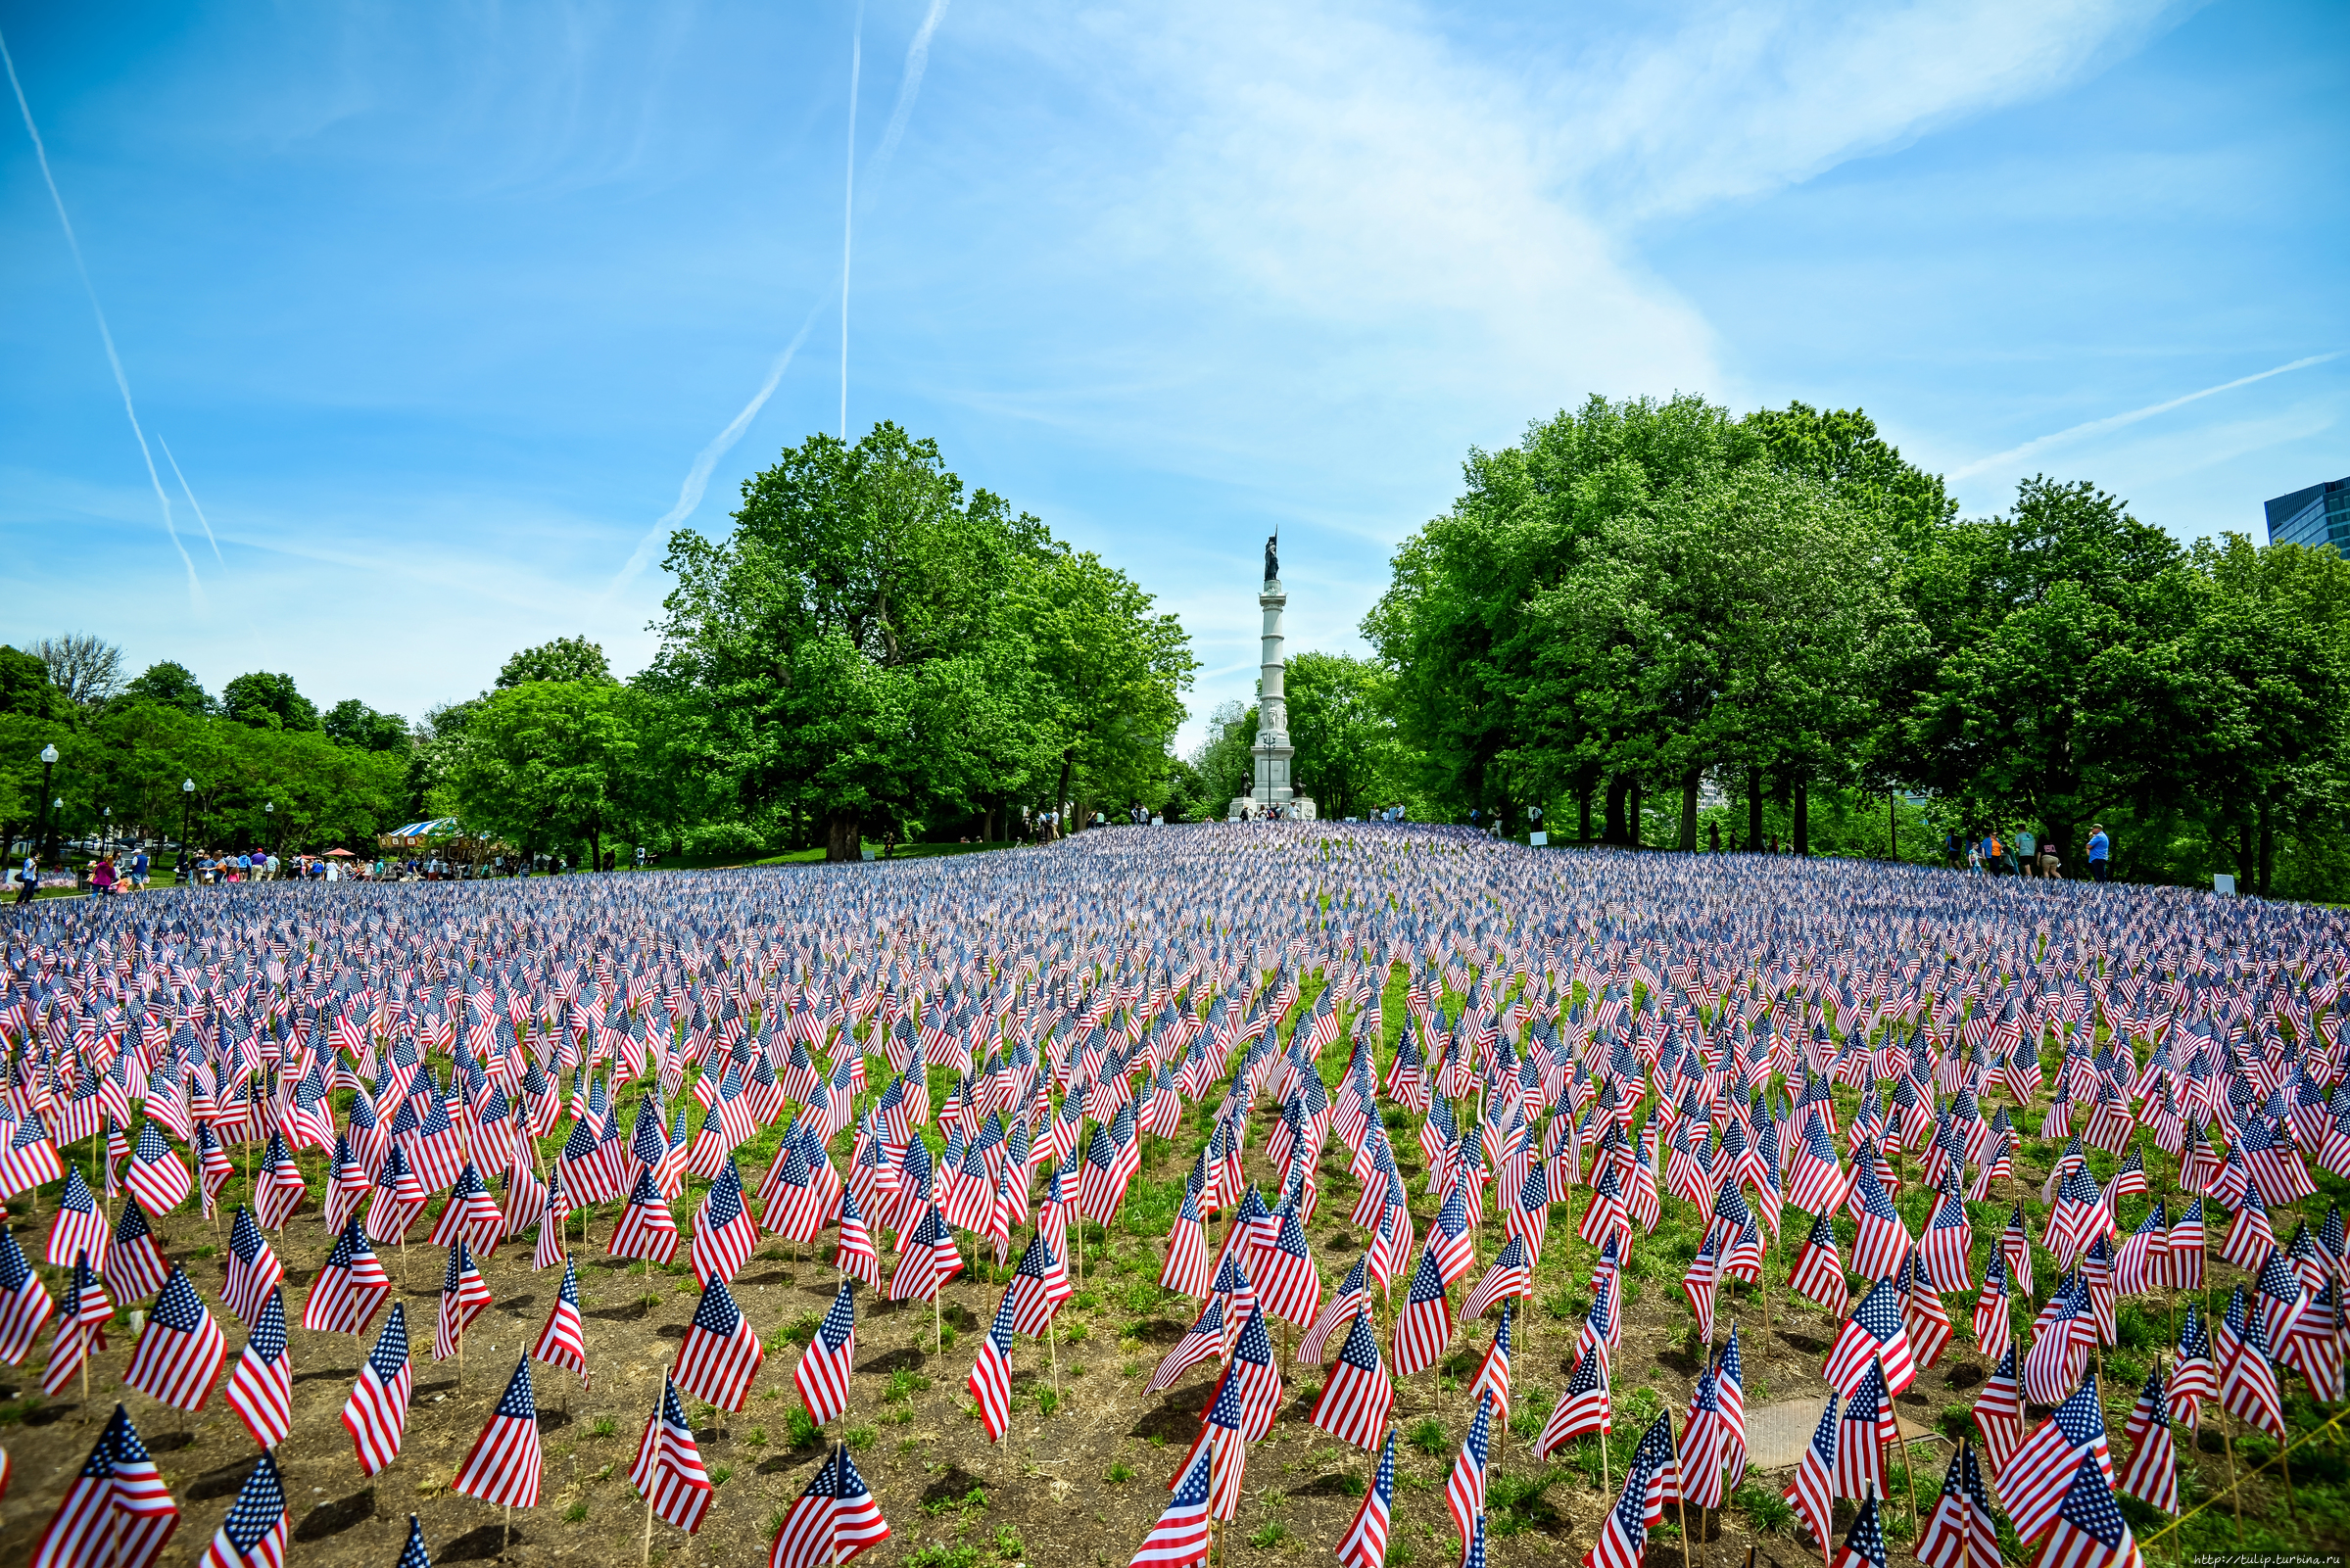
[180,778,196,884]
[35,743,58,864]
[264,800,274,858]
[102,806,112,861]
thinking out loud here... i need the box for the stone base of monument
[1225,797,1319,822]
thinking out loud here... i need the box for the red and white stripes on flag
[451,1354,544,1508]
[29,1403,180,1568]
[531,1252,592,1389]
[631,1376,714,1535]
[121,1267,225,1412]
[342,1302,413,1477]
[224,1289,293,1452]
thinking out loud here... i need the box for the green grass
[1405,1418,1448,1458]
[1249,1523,1288,1548]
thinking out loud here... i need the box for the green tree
[499,637,614,688]
[1189,700,1258,810]
[1,645,75,722]
[657,423,1062,860]
[1018,545,1195,825]
[120,660,213,716]
[322,698,413,753]
[447,680,639,869]
[220,671,321,732]
[1284,651,1402,822]
[1906,476,2196,863]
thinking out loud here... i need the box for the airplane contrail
[1950,351,2344,480]
[866,0,950,188]
[2,24,204,606]
[158,435,228,568]
[606,301,828,597]
[840,1,864,441]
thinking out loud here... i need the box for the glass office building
[2266,476,2350,558]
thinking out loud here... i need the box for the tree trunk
[1577,779,1593,842]
[825,809,862,863]
[1055,750,1075,837]
[1748,767,1763,853]
[1604,779,1629,845]
[2258,792,2275,897]
[590,816,602,876]
[2231,807,2254,890]
[1791,775,1808,856]
[1679,769,1701,852]
[1628,779,1643,848]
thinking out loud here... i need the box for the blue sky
[2,0,2343,747]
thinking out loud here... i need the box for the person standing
[2087,825,2110,881]
[2015,829,2036,877]
[130,847,150,889]
[13,854,38,906]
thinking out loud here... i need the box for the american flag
[301,1216,393,1336]
[1005,1228,1073,1337]
[453,1354,544,1508]
[343,1301,413,1476]
[2117,1363,2178,1513]
[1307,1307,1393,1450]
[1920,1188,1973,1292]
[1127,1443,1213,1568]
[251,1133,307,1229]
[221,1209,283,1328]
[433,1240,493,1362]
[395,1514,433,1568]
[834,1184,882,1291]
[630,1375,713,1535]
[967,1288,1019,1443]
[2169,1302,2215,1431]
[1831,1491,1888,1568]
[768,1444,889,1568]
[46,1166,108,1269]
[1160,1186,1211,1299]
[1974,1343,2026,1474]
[122,1121,191,1216]
[530,1253,591,1389]
[1823,1277,1914,1398]
[1536,1341,1610,1459]
[41,1253,108,1398]
[427,1162,505,1259]
[1298,1256,1369,1366]
[107,1198,168,1304]
[691,1160,759,1286]
[196,1448,286,1568]
[1145,1296,1226,1394]
[2035,1452,2145,1568]
[1446,1391,1492,1558]
[1424,1185,1476,1285]
[122,1265,225,1412]
[30,1404,180,1568]
[0,1109,64,1199]
[796,1280,859,1428]
[2215,1284,2286,1441]
[1333,1429,1394,1568]
[608,1166,681,1264]
[1784,1391,1840,1551]
[887,1205,963,1302]
[1916,1437,1998,1568]
[1249,1206,1321,1329]
[1846,1149,1911,1281]
[1997,1372,2112,1544]
[1460,1233,1530,1326]
[1789,1209,1849,1317]
[674,1276,764,1412]
[530,1170,571,1273]
[1582,1413,1679,1568]
[224,1288,292,1450]
[1973,1253,2013,1365]
[1391,1252,1452,1377]
[365,1142,429,1245]
[1833,1361,1894,1503]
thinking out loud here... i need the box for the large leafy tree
[447,680,639,869]
[1906,477,2197,861]
[220,671,321,733]
[1532,466,1920,850]
[1284,651,1403,822]
[499,637,613,688]
[1017,545,1195,824]
[322,698,413,753]
[120,660,213,716]
[657,423,1055,860]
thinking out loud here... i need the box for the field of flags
[0,822,2346,1567]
